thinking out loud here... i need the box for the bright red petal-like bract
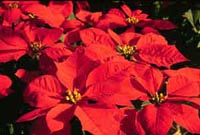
[75,103,124,135]
[138,44,188,68]
[138,104,173,135]
[23,75,64,108]
[0,27,28,62]
[79,27,115,47]
[46,104,74,135]
[55,47,98,90]
[23,3,64,27]
[0,74,12,98]
[86,61,152,105]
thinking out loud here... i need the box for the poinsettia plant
[0,0,199,135]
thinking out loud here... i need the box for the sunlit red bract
[0,1,199,135]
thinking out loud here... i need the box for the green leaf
[67,13,75,20]
[183,9,195,28]
[193,9,200,24]
[197,41,200,48]
[7,124,14,135]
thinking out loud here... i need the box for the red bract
[0,74,12,98]
[63,12,104,47]
[0,27,28,62]
[83,44,125,64]
[15,69,42,83]
[96,4,150,30]
[0,1,37,27]
[121,4,150,25]
[96,8,127,30]
[79,27,115,47]
[48,1,73,18]
[63,9,102,35]
[124,71,200,134]
[55,46,98,91]
[17,47,124,134]
[75,1,90,12]
[163,67,200,81]
[86,60,200,134]
[22,3,65,28]
[108,29,188,67]
[22,26,71,62]
[18,74,123,135]
[86,61,146,106]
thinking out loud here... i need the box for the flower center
[65,88,82,104]
[30,42,42,52]
[28,13,36,19]
[126,17,139,24]
[117,45,136,59]
[29,42,43,59]
[8,2,19,8]
[150,92,167,104]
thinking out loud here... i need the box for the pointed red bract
[55,47,98,90]
[23,3,64,27]
[0,74,12,98]
[75,104,123,135]
[23,75,64,108]
[79,27,115,47]
[167,75,200,97]
[48,1,73,17]
[46,104,74,134]
[0,27,28,62]
[138,44,188,68]
[138,104,174,135]
[174,104,200,133]
[84,44,124,63]
[86,61,149,105]
[136,33,168,48]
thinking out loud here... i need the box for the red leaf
[0,74,12,90]
[17,108,49,122]
[44,43,72,62]
[56,47,97,90]
[79,27,115,47]
[15,69,41,83]
[121,108,145,135]
[175,104,200,134]
[64,28,81,45]
[152,19,177,30]
[121,4,132,17]
[0,27,28,62]
[75,104,124,135]
[76,10,102,24]
[0,74,12,98]
[136,33,168,49]
[24,75,64,108]
[107,28,123,45]
[96,14,127,30]
[138,44,188,68]
[163,67,200,81]
[4,8,21,24]
[48,1,73,17]
[138,104,173,135]
[23,3,64,27]
[141,26,160,35]
[120,32,141,45]
[167,75,200,97]
[86,61,145,105]
[107,8,126,18]
[84,44,124,63]
[36,27,63,46]
[46,104,74,134]
[62,20,84,31]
